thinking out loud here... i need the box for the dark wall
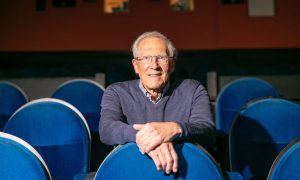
[1,49,299,87]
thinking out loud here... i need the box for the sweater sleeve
[99,86,136,146]
[175,83,216,146]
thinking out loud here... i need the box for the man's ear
[132,59,139,74]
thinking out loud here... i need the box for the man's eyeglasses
[134,55,174,64]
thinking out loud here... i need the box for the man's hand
[147,142,178,174]
[133,122,182,154]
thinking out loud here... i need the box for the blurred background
[0,0,299,101]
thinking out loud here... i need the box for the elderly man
[100,31,215,174]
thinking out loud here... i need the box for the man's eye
[144,56,151,60]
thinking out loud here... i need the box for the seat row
[1,98,90,179]
[0,79,110,176]
[1,97,239,180]
[1,129,300,180]
[0,79,105,133]
[215,77,300,179]
[1,78,300,179]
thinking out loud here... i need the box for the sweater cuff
[124,126,137,143]
[174,121,187,138]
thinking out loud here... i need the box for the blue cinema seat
[268,138,300,180]
[3,98,91,180]
[0,132,51,180]
[216,77,278,135]
[94,142,242,180]
[229,98,300,179]
[51,79,109,171]
[51,79,104,133]
[0,81,28,130]
[215,77,278,169]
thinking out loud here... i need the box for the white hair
[131,31,178,59]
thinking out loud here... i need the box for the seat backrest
[0,132,51,180]
[0,81,28,130]
[216,77,278,134]
[268,138,300,180]
[3,98,91,179]
[229,98,300,179]
[51,79,105,132]
[94,142,224,180]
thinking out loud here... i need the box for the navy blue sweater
[99,79,215,146]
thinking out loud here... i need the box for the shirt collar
[139,80,170,104]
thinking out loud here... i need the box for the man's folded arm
[99,86,136,146]
[174,84,216,145]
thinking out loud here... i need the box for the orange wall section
[0,0,299,52]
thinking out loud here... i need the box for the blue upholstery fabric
[226,172,243,180]
[94,143,224,180]
[229,98,300,179]
[51,79,104,132]
[3,98,91,180]
[0,132,51,180]
[216,78,278,134]
[215,78,278,170]
[51,79,108,172]
[0,81,28,130]
[268,138,300,180]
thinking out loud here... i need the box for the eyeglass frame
[133,55,175,64]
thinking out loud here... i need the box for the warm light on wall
[104,0,129,13]
[170,0,194,12]
[248,0,275,17]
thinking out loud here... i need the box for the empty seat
[51,79,104,133]
[215,77,278,169]
[4,98,91,179]
[216,77,278,135]
[229,98,300,179]
[0,132,51,180]
[51,79,109,171]
[0,81,28,130]
[268,138,300,180]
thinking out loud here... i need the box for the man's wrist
[171,122,183,138]
[177,124,183,138]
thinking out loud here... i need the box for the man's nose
[149,58,160,67]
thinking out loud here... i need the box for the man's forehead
[138,37,167,52]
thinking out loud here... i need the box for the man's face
[132,37,174,92]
